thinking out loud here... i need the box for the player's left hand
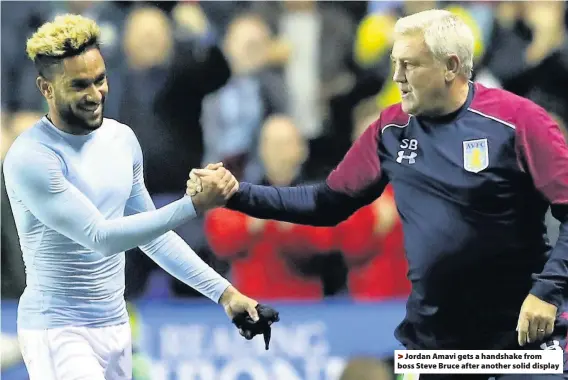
[516,293,557,346]
[219,286,259,325]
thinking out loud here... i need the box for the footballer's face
[41,48,108,134]
[391,34,449,117]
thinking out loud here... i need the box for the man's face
[225,18,270,75]
[123,8,173,69]
[50,48,108,132]
[259,119,305,185]
[391,34,448,116]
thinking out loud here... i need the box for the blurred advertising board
[1,299,406,380]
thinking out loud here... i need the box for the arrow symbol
[398,354,403,359]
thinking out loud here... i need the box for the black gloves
[232,304,280,350]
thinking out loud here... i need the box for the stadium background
[1,1,567,379]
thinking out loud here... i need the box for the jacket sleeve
[226,119,388,226]
[515,100,568,308]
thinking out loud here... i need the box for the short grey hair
[394,9,474,79]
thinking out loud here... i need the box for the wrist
[219,285,239,306]
[189,195,206,215]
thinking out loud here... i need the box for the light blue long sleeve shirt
[3,116,231,329]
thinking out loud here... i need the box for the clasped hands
[186,162,239,213]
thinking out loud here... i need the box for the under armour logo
[396,151,417,164]
[540,340,562,351]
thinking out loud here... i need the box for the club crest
[463,138,489,173]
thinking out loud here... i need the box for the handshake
[186,162,239,213]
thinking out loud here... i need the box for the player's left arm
[123,130,247,310]
[515,101,568,344]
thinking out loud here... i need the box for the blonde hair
[394,9,474,79]
[26,14,101,78]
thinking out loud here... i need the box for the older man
[191,10,568,379]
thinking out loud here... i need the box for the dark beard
[56,98,104,132]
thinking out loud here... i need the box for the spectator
[201,13,287,183]
[279,0,358,140]
[503,2,568,124]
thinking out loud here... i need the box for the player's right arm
[224,119,387,226]
[2,142,198,257]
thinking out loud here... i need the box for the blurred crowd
[2,1,568,309]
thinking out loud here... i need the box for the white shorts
[18,323,132,380]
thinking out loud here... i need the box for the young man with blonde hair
[3,14,267,380]
[191,10,568,379]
